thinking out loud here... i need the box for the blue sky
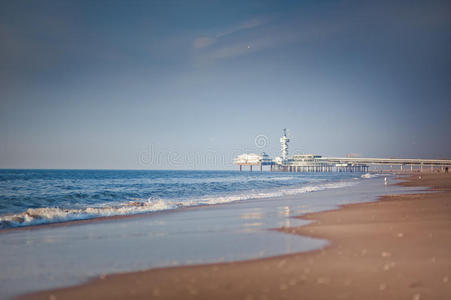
[1,0,451,169]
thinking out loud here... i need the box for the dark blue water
[0,169,360,228]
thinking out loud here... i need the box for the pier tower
[280,128,290,160]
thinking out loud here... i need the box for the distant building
[233,152,272,171]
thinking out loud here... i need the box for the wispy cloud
[193,37,215,49]
[193,15,345,62]
[192,17,268,50]
[193,0,451,63]
[216,18,267,38]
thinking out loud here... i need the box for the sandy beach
[20,173,451,300]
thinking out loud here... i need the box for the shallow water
[0,174,424,299]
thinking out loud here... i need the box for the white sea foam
[361,173,380,179]
[0,180,358,228]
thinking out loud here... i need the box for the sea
[0,169,423,299]
[0,169,364,229]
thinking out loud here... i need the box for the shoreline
[0,175,360,233]
[20,173,451,299]
[0,176,366,236]
[0,204,201,233]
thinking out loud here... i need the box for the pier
[234,129,451,173]
[269,154,369,173]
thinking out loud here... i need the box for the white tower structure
[280,128,290,160]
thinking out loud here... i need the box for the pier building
[233,153,273,172]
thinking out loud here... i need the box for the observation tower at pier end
[280,128,289,160]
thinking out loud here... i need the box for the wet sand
[20,173,451,300]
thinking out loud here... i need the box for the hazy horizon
[1,0,451,170]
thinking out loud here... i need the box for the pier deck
[235,156,451,173]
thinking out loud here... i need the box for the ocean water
[0,169,360,228]
[0,170,424,299]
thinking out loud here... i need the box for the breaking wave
[0,181,357,229]
[361,173,381,179]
